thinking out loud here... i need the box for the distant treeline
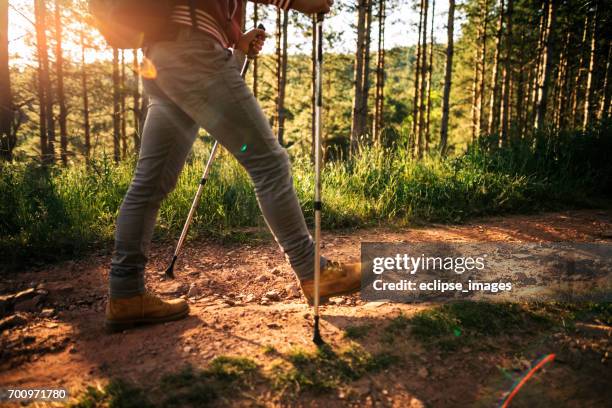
[1,0,610,164]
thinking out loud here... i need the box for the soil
[1,209,611,407]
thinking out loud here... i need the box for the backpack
[89,0,197,49]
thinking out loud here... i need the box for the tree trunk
[360,0,373,141]
[273,9,288,146]
[373,0,386,143]
[34,0,53,163]
[597,42,611,120]
[570,15,589,128]
[54,0,68,166]
[534,0,556,130]
[80,25,90,163]
[132,49,141,153]
[112,47,120,163]
[440,0,454,154]
[487,0,504,136]
[478,0,488,134]
[0,0,14,161]
[530,2,547,129]
[252,3,259,97]
[582,4,597,131]
[120,50,127,158]
[277,9,289,146]
[417,0,429,157]
[424,0,435,151]
[409,0,425,154]
[351,0,368,153]
[553,32,570,130]
[500,0,513,144]
[470,25,482,141]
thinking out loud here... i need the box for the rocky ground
[1,209,611,407]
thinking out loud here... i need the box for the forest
[1,0,611,270]
[1,1,612,407]
[1,0,611,268]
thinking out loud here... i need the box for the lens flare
[139,57,157,79]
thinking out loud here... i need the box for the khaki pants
[109,27,324,298]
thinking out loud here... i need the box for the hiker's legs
[109,97,198,298]
[149,30,323,281]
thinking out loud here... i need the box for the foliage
[1,123,610,272]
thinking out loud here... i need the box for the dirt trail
[1,209,611,407]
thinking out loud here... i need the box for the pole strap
[314,201,322,211]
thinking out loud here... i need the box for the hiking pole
[312,12,325,346]
[165,24,265,279]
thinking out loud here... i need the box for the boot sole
[105,308,189,333]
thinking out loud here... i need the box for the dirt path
[1,209,611,407]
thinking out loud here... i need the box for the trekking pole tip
[164,255,177,279]
[312,315,325,346]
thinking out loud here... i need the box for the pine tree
[0,0,14,161]
[55,0,68,165]
[112,47,120,163]
[440,0,455,154]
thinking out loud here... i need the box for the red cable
[500,353,556,408]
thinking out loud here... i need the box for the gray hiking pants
[109,27,323,298]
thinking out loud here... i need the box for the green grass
[382,313,412,344]
[343,324,372,339]
[70,379,153,408]
[158,356,259,407]
[1,122,611,271]
[407,301,554,350]
[71,348,396,406]
[270,345,395,395]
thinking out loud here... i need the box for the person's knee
[157,170,182,200]
[249,146,292,190]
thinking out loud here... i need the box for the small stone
[187,284,200,298]
[183,346,192,353]
[285,284,300,298]
[260,299,270,306]
[270,267,281,276]
[267,322,281,329]
[222,299,235,306]
[160,283,187,295]
[69,346,78,354]
[264,290,281,302]
[417,367,428,379]
[245,294,256,303]
[255,275,269,283]
[40,308,55,318]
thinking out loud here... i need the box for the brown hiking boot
[300,261,362,305]
[105,292,189,332]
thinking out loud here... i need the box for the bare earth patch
[1,209,611,407]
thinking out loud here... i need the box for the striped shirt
[170,1,293,49]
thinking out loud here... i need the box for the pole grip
[247,24,266,60]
